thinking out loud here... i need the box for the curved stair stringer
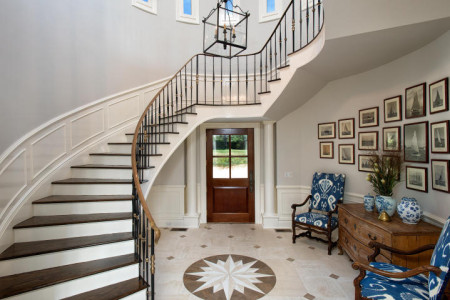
[140,28,326,202]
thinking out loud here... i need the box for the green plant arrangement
[366,152,402,196]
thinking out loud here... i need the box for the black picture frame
[338,144,355,164]
[358,155,377,172]
[431,159,450,193]
[383,126,401,152]
[320,142,334,159]
[404,121,428,163]
[384,96,402,123]
[359,107,379,128]
[358,131,378,150]
[405,83,426,119]
[429,77,449,114]
[318,122,336,139]
[431,120,449,154]
[338,118,355,139]
[406,166,428,192]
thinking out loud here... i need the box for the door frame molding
[200,123,262,224]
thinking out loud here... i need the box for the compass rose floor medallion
[183,254,276,300]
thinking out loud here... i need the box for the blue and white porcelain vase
[375,195,396,217]
[397,197,423,224]
[363,193,375,212]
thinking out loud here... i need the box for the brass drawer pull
[353,224,357,230]
[368,233,377,241]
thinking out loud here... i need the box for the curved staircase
[0,0,325,298]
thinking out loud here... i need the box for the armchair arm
[291,195,311,210]
[352,261,441,300]
[367,241,435,262]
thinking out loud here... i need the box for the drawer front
[339,208,392,247]
[340,227,390,264]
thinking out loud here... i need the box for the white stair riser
[120,289,147,300]
[33,201,132,216]
[6,264,138,300]
[71,168,132,179]
[52,183,132,195]
[14,219,132,243]
[89,155,132,165]
[108,144,132,153]
[0,240,134,277]
[125,134,172,143]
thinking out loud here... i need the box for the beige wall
[277,30,450,220]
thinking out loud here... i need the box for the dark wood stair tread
[33,195,133,204]
[0,232,133,261]
[14,213,132,229]
[62,277,148,300]
[71,164,155,170]
[126,132,179,135]
[144,121,188,126]
[0,254,137,299]
[268,78,281,82]
[52,178,132,184]
[278,64,290,69]
[258,91,271,95]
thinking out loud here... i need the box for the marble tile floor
[155,223,359,300]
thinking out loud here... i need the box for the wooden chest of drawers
[338,203,441,269]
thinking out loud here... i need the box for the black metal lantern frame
[203,0,249,58]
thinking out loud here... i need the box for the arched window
[176,0,200,24]
[132,0,157,15]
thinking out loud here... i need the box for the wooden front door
[206,128,255,223]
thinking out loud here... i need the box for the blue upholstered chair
[353,217,450,300]
[291,172,346,255]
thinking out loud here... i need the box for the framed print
[384,96,402,123]
[431,160,450,193]
[405,83,426,119]
[358,131,378,150]
[318,122,336,139]
[404,121,428,163]
[429,77,448,114]
[338,118,355,139]
[359,107,379,128]
[383,126,401,152]
[320,142,334,159]
[358,155,377,172]
[406,166,428,192]
[431,120,449,153]
[338,144,355,164]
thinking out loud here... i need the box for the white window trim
[176,0,199,25]
[259,0,282,23]
[132,0,157,15]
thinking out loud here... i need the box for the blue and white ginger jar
[363,193,375,212]
[397,197,422,224]
[375,195,396,217]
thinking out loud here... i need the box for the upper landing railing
[131,0,324,298]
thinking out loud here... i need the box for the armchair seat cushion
[360,272,429,300]
[366,262,428,286]
[294,212,338,229]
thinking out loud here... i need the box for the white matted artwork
[404,121,428,163]
[431,160,449,193]
[358,131,378,150]
[338,118,355,139]
[383,126,401,152]
[429,77,448,114]
[431,120,449,153]
[320,142,333,159]
[405,83,426,119]
[384,96,402,123]
[338,144,354,164]
[406,166,428,192]
[358,155,377,172]
[359,107,379,128]
[318,122,336,139]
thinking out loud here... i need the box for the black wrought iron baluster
[300,0,303,49]
[259,52,262,93]
[265,47,268,92]
[221,57,223,105]
[184,65,187,117]
[279,24,283,66]
[196,55,199,106]
[313,0,316,37]
[318,0,322,31]
[237,57,240,104]
[245,56,248,104]
[284,16,287,65]
[150,228,155,299]
[269,39,272,81]
[229,57,231,103]
[204,55,206,104]
[212,56,215,105]
[175,76,179,130]
[274,34,278,78]
[253,55,256,103]
[306,0,310,43]
[292,0,295,52]
[190,59,193,107]
[179,71,183,124]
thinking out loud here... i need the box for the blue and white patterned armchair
[291,172,346,255]
[353,217,450,300]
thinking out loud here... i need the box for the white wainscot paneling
[148,185,185,227]
[276,186,310,228]
[108,95,140,129]
[31,125,66,179]
[0,151,27,222]
[70,109,105,149]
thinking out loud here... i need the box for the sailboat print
[411,130,420,156]
[410,92,421,116]
[435,128,444,148]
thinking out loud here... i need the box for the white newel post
[263,121,277,228]
[185,129,199,227]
